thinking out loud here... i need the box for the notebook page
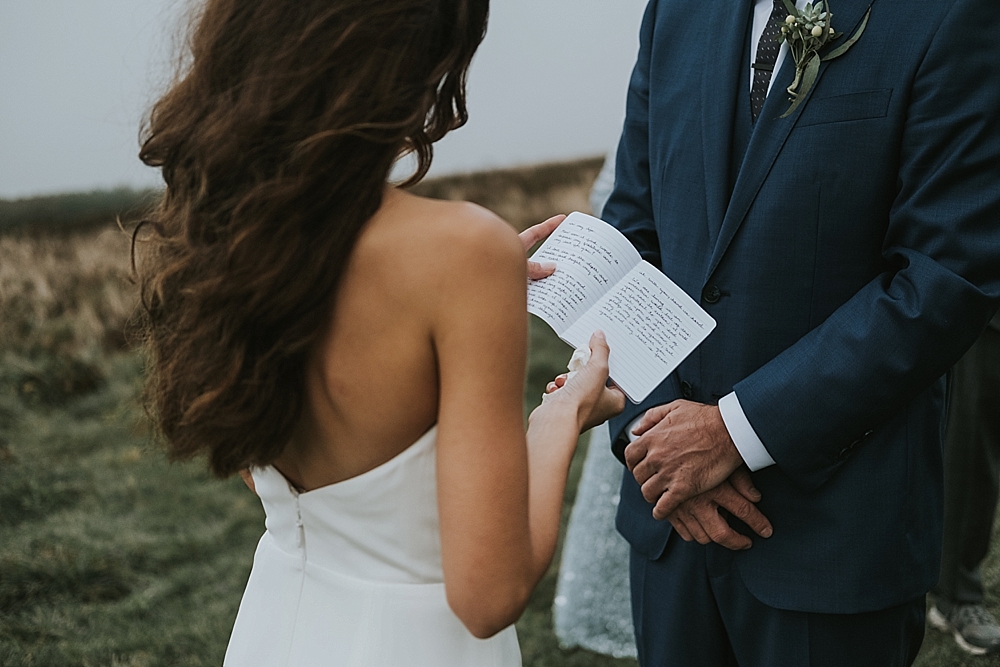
[561,261,716,403]
[527,212,641,336]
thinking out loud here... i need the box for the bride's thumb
[586,331,611,371]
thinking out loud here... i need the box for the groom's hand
[666,468,773,550]
[624,400,744,520]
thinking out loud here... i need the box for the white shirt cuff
[718,392,776,471]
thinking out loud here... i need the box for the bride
[132,0,625,665]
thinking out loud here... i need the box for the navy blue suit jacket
[606,0,1000,614]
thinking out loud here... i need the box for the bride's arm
[429,206,623,639]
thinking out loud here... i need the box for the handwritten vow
[528,212,716,403]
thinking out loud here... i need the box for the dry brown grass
[0,157,601,369]
[0,229,136,362]
[412,157,602,231]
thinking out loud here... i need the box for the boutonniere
[777,1,871,117]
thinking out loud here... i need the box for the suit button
[703,284,722,304]
[680,381,694,399]
[837,447,851,461]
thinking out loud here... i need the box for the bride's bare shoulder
[369,189,524,278]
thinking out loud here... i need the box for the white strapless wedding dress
[224,427,521,667]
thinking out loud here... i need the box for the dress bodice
[251,427,442,584]
[225,426,521,667]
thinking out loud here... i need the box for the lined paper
[562,263,715,403]
[527,213,640,334]
[527,212,715,404]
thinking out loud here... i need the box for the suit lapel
[701,0,754,243]
[704,0,876,281]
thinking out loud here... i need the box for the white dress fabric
[224,427,521,667]
[553,423,637,658]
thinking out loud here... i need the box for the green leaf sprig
[777,1,871,118]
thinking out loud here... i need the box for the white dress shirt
[626,0,809,471]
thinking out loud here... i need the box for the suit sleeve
[603,0,671,448]
[735,0,1000,489]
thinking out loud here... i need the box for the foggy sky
[0,0,647,199]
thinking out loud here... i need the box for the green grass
[1,319,999,665]
[0,355,263,667]
[0,318,635,667]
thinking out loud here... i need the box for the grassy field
[0,163,997,665]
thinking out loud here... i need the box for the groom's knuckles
[705,518,731,545]
[623,442,645,469]
[652,488,683,517]
[641,405,671,428]
[696,505,748,549]
[716,485,753,522]
[714,485,771,537]
[676,509,709,543]
[639,477,661,503]
[629,458,646,481]
[668,517,693,541]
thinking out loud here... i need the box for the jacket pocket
[797,88,893,127]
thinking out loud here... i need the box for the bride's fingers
[527,260,557,280]
[519,214,566,251]
[544,374,568,394]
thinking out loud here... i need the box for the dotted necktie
[751,0,788,123]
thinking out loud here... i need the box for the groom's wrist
[708,405,743,474]
[718,392,776,471]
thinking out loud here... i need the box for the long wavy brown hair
[134,0,489,478]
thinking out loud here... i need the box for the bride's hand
[520,214,566,280]
[543,331,626,431]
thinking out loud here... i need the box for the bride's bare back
[272,188,527,491]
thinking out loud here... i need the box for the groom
[601,0,1000,664]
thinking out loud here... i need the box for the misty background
[0,0,648,199]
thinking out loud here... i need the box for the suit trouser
[630,538,925,667]
[935,325,1000,606]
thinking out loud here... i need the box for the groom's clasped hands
[627,402,773,550]
[544,383,774,551]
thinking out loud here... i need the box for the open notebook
[527,212,716,403]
